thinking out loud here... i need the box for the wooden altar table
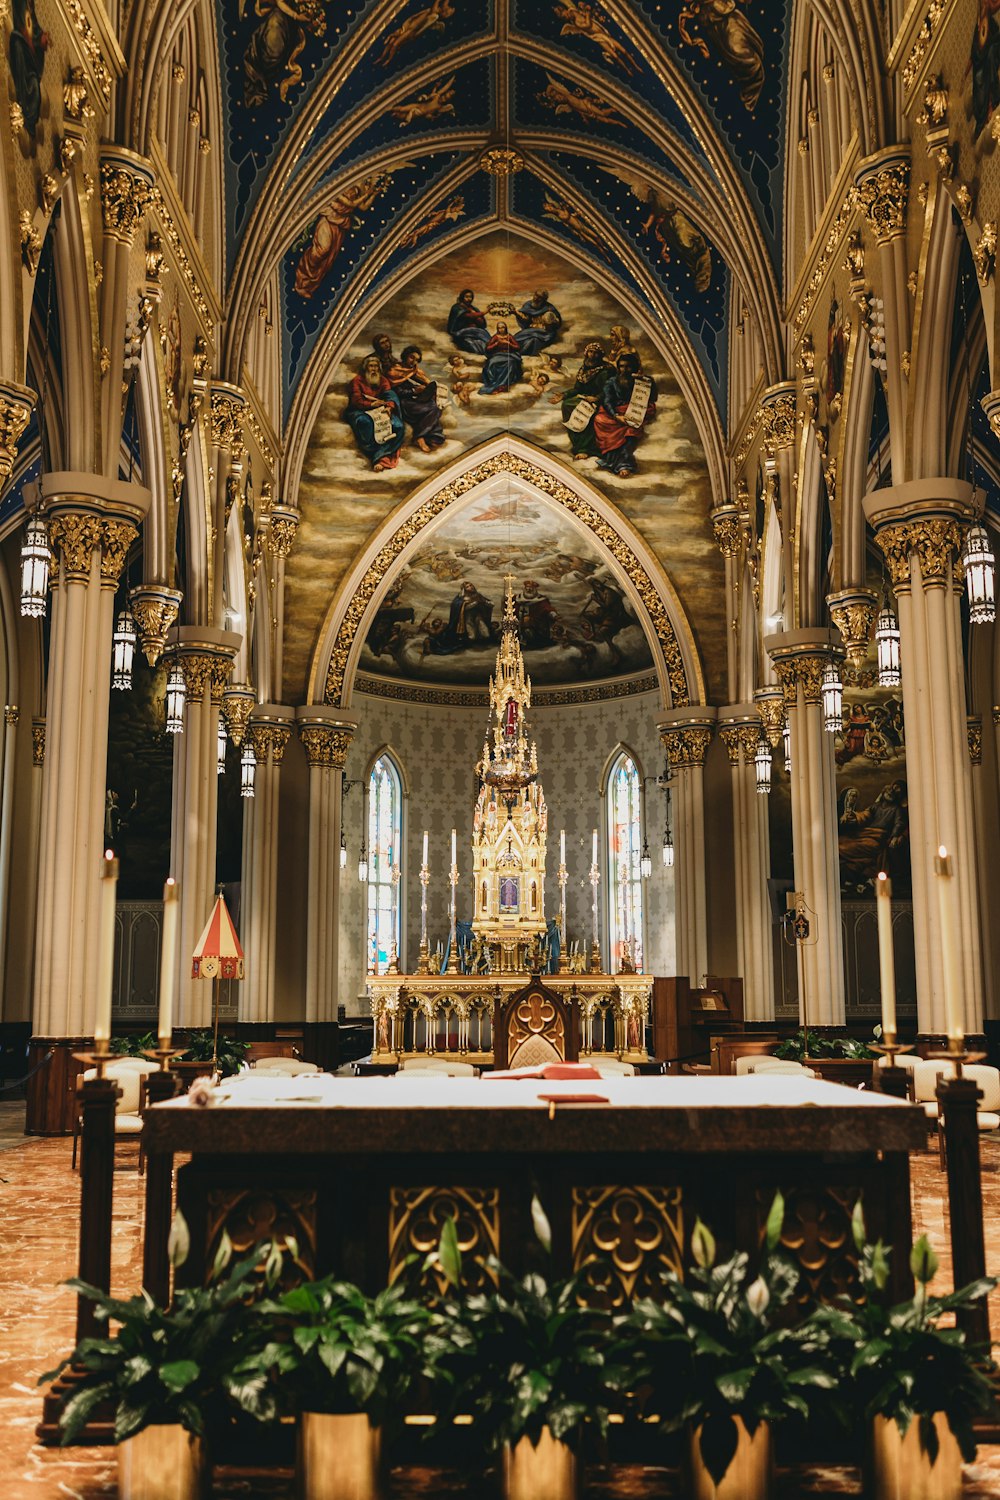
[142,1074,926,1307]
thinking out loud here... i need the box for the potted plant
[177,1028,249,1079]
[40,1218,280,1500]
[624,1194,835,1500]
[774,1029,877,1086]
[230,1271,454,1500]
[435,1201,628,1500]
[811,1205,995,1500]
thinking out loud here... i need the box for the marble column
[656,710,715,985]
[718,707,775,1021]
[296,709,357,1025]
[32,475,150,1037]
[166,627,241,1029]
[238,705,293,1025]
[864,480,983,1038]
[765,631,846,1029]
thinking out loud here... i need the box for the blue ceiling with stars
[216,0,792,425]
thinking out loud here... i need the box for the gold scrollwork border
[323,453,692,710]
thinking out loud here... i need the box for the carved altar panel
[388,1184,500,1298]
[760,1184,861,1308]
[572,1184,684,1309]
[205,1187,317,1283]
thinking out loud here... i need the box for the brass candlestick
[73,1036,114,1079]
[417,863,430,974]
[589,862,601,973]
[558,862,568,972]
[447,863,460,973]
[871,1032,913,1098]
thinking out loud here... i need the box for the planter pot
[806,1058,876,1089]
[865,1413,963,1500]
[297,1411,383,1500]
[117,1425,206,1500]
[687,1417,772,1500]
[503,1427,578,1500]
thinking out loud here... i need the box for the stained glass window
[607,751,644,972]
[367,754,402,975]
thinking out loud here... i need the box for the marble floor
[2,1103,1000,1497]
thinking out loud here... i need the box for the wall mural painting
[9,0,48,140]
[834,684,908,896]
[105,661,175,900]
[241,0,326,108]
[552,1,639,75]
[360,493,654,687]
[971,0,1000,141]
[676,0,765,112]
[294,174,394,300]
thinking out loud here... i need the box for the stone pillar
[710,505,742,702]
[238,705,293,1026]
[864,480,983,1038]
[166,627,241,1029]
[296,709,357,1025]
[854,148,911,486]
[765,631,846,1029]
[32,475,150,1038]
[656,710,715,985]
[719,707,775,1020]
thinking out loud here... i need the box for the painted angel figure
[537,72,626,125]
[542,193,611,259]
[293,175,390,299]
[241,0,326,108]
[391,75,456,126]
[553,0,638,76]
[378,0,456,67]
[677,0,765,112]
[618,174,712,292]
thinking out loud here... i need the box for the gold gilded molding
[901,0,946,97]
[968,716,983,766]
[210,388,246,455]
[759,391,797,455]
[754,686,785,747]
[769,649,833,707]
[660,725,713,769]
[827,587,878,669]
[0,382,36,482]
[267,505,299,558]
[149,184,213,330]
[480,146,524,176]
[99,517,139,587]
[855,157,910,244]
[572,1185,683,1309]
[249,720,291,765]
[389,1185,499,1297]
[4,705,19,726]
[873,518,962,587]
[129,584,182,666]
[793,190,858,337]
[299,723,352,769]
[974,222,997,285]
[243,403,277,470]
[46,512,104,580]
[100,162,152,243]
[31,720,45,765]
[710,505,741,558]
[221,685,255,747]
[323,454,692,709]
[353,671,659,708]
[64,0,114,103]
[63,65,94,121]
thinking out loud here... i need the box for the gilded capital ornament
[718,726,742,764]
[100,161,152,244]
[209,388,246,456]
[754,686,785,747]
[47,512,103,580]
[710,504,742,559]
[736,723,761,762]
[129,584,182,666]
[221,684,256,746]
[770,649,835,707]
[249,720,291,765]
[176,650,217,703]
[873,518,962,587]
[99,517,139,588]
[267,503,299,559]
[299,722,353,769]
[759,388,797,455]
[967,716,983,766]
[660,725,713,770]
[855,154,910,244]
[827,587,879,669]
[31,720,45,765]
[4,704,19,726]
[0,381,36,482]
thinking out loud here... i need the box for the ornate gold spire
[478,576,537,801]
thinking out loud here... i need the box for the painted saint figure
[479,323,523,395]
[516,580,557,650]
[345,355,404,471]
[447,289,490,354]
[593,353,657,477]
[971,0,1000,137]
[386,345,445,453]
[512,288,563,356]
[677,0,765,112]
[294,177,388,299]
[242,0,325,108]
[9,0,48,138]
[556,341,610,459]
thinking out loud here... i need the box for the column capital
[166,627,241,704]
[864,479,973,589]
[0,380,36,481]
[657,708,716,769]
[826,586,879,669]
[854,146,910,244]
[209,383,247,459]
[31,717,45,766]
[249,704,295,765]
[129,584,183,666]
[221,683,256,746]
[99,148,154,245]
[765,630,844,707]
[753,685,785,747]
[758,383,797,456]
[718,705,763,765]
[267,503,299,559]
[42,473,151,587]
[968,715,983,766]
[296,708,358,769]
[710,503,742,558]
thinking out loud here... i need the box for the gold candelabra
[447,862,460,973]
[558,861,568,972]
[589,860,601,973]
[417,862,430,974]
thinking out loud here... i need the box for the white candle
[422,829,429,868]
[934,846,964,1044]
[592,828,598,868]
[451,827,457,868]
[94,851,119,1044]
[158,878,178,1047]
[875,871,896,1039]
[560,828,566,864]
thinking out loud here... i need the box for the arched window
[367,753,402,974]
[607,751,644,972]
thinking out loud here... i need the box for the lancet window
[367,753,402,975]
[607,750,644,973]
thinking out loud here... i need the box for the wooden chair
[71,1058,157,1173]
[492,977,579,1070]
[251,1057,320,1076]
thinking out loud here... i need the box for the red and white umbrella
[191,893,244,980]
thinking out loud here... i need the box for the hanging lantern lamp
[821,662,843,735]
[217,720,227,775]
[963,521,996,624]
[111,606,137,692]
[340,830,347,869]
[358,837,369,883]
[754,735,772,794]
[19,514,50,618]
[640,839,652,879]
[165,665,186,734]
[875,603,901,687]
[240,744,256,797]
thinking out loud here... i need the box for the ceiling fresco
[217,0,791,426]
[282,230,726,705]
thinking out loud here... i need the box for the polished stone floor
[2,1101,1000,1497]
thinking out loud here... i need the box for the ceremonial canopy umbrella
[192,892,244,1074]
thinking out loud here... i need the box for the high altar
[369,581,651,1065]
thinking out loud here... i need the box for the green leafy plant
[623,1194,836,1485]
[40,1220,282,1444]
[109,1031,156,1057]
[178,1029,249,1078]
[810,1204,995,1462]
[433,1198,629,1453]
[228,1273,455,1431]
[773,1028,876,1061]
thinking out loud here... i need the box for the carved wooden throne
[493,976,580,1070]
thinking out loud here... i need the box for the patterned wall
[338,689,674,1011]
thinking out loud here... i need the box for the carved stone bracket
[753,686,786,747]
[710,504,742,559]
[221,684,256,747]
[99,517,140,588]
[827,587,879,669]
[99,152,154,244]
[759,385,797,457]
[129,584,182,666]
[0,381,37,482]
[855,150,910,245]
[209,384,247,462]
[267,504,299,559]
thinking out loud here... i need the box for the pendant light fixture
[662,820,674,867]
[165,664,186,734]
[875,601,901,686]
[821,661,843,734]
[217,720,227,775]
[340,829,347,869]
[358,837,369,883]
[963,518,996,624]
[782,720,792,772]
[240,743,256,797]
[111,605,137,691]
[640,838,652,879]
[754,735,772,794]
[20,513,50,617]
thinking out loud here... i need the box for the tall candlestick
[934,847,964,1044]
[94,851,119,1044]
[451,826,457,866]
[560,828,566,863]
[875,871,896,1040]
[592,827,598,867]
[422,829,429,867]
[589,848,601,973]
[158,878,178,1046]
